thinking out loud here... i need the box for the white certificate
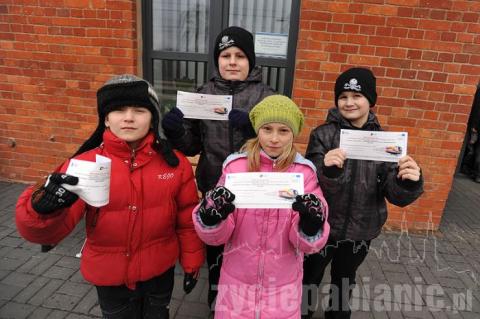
[224,172,304,209]
[339,129,408,162]
[63,154,111,207]
[176,91,232,121]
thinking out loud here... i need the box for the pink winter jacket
[193,151,330,319]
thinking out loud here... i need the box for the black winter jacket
[170,67,275,193]
[305,108,424,241]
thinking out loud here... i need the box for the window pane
[261,66,285,93]
[152,0,209,53]
[153,59,207,108]
[229,0,291,35]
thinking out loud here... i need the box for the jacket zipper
[129,149,136,172]
[340,159,357,238]
[125,147,137,286]
[228,85,235,153]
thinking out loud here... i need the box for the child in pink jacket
[193,95,330,318]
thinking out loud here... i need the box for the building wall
[1,1,479,231]
[294,0,480,231]
[0,0,139,182]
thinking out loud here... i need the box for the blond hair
[240,137,297,172]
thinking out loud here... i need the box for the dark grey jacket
[305,108,424,241]
[170,67,274,193]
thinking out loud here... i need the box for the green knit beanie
[249,95,304,136]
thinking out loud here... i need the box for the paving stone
[28,278,64,306]
[0,301,35,319]
[381,263,408,274]
[71,287,98,314]
[0,246,14,258]
[1,236,24,248]
[26,306,51,319]
[57,281,91,298]
[436,277,469,290]
[55,256,80,270]
[176,300,211,318]
[0,269,9,280]
[351,310,375,318]
[16,254,49,274]
[13,276,50,303]
[43,293,82,311]
[89,304,102,317]
[0,226,15,238]
[47,309,69,318]
[27,254,62,276]
[42,265,77,280]
[3,247,37,262]
[65,314,96,319]
[0,257,24,271]
[1,271,37,288]
[68,270,85,283]
[0,283,23,301]
[184,277,207,302]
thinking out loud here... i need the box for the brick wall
[0,0,138,182]
[294,0,480,231]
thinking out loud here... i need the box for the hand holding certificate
[63,154,111,207]
[224,172,304,208]
[339,129,408,162]
[176,91,233,121]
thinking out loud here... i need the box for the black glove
[31,173,79,215]
[198,186,236,226]
[228,109,256,138]
[228,109,250,128]
[183,271,199,294]
[292,194,325,236]
[162,107,185,139]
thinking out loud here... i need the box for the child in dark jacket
[16,74,205,319]
[161,26,275,311]
[302,68,424,319]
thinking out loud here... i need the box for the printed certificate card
[64,154,111,207]
[339,129,408,162]
[176,91,232,121]
[224,172,304,209]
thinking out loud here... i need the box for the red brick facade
[0,0,138,181]
[1,1,479,231]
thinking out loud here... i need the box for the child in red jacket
[16,74,205,319]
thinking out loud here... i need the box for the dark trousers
[96,267,174,319]
[206,244,224,310]
[302,239,370,319]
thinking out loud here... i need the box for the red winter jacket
[16,130,205,289]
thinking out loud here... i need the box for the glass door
[143,0,299,107]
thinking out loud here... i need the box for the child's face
[105,106,152,149]
[258,123,294,158]
[218,46,249,81]
[337,91,371,128]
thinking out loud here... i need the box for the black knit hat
[213,26,255,73]
[73,74,179,167]
[334,67,377,107]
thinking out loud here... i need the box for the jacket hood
[326,107,381,130]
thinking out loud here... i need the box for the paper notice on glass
[176,91,232,121]
[254,32,288,58]
[339,129,408,162]
[224,172,304,209]
[63,154,111,207]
